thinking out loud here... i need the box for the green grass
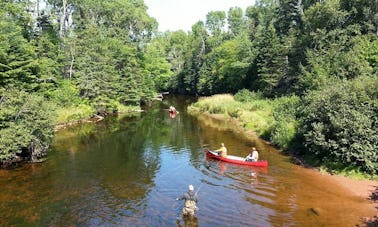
[55,102,142,125]
[189,93,377,180]
[189,94,300,149]
[55,104,94,124]
[307,156,378,180]
[189,94,274,137]
[115,104,141,113]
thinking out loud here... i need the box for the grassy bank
[55,103,141,125]
[188,92,298,149]
[188,92,378,180]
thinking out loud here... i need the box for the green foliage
[298,28,375,92]
[206,11,226,36]
[270,95,300,148]
[1,0,377,177]
[303,0,348,32]
[0,0,162,164]
[339,0,378,35]
[299,78,378,174]
[228,7,247,37]
[234,89,263,102]
[55,104,93,124]
[0,11,38,90]
[274,0,303,36]
[197,35,253,94]
[253,22,288,96]
[174,21,207,95]
[49,80,81,107]
[189,94,275,137]
[353,34,378,75]
[143,37,173,91]
[0,88,56,162]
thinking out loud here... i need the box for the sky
[144,0,255,32]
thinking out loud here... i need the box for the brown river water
[0,95,376,226]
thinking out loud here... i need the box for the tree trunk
[69,45,75,79]
[59,0,68,38]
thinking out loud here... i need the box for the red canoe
[205,149,268,167]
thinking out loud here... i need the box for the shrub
[234,89,263,103]
[270,95,300,148]
[0,88,56,163]
[299,77,378,174]
[49,80,81,107]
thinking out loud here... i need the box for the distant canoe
[205,149,268,167]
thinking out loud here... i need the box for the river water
[0,95,375,226]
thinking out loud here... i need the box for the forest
[0,0,377,175]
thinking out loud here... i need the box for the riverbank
[189,103,378,226]
[320,172,378,226]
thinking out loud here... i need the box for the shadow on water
[0,95,376,226]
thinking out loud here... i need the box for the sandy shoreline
[331,174,378,225]
[196,110,378,225]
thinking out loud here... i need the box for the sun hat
[189,185,194,191]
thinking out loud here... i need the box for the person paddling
[215,143,227,157]
[176,185,198,217]
[245,147,259,162]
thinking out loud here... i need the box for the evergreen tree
[253,23,288,96]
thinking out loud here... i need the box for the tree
[143,36,173,91]
[339,0,378,36]
[205,11,226,36]
[175,21,207,95]
[253,23,288,96]
[197,35,252,94]
[0,3,39,91]
[298,28,373,92]
[59,0,158,110]
[0,88,56,165]
[274,0,303,36]
[227,7,247,37]
[302,0,347,33]
[205,11,227,51]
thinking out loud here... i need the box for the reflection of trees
[53,123,97,153]
[44,95,207,224]
[142,97,205,165]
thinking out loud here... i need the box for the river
[0,95,375,226]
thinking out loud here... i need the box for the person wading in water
[176,184,198,217]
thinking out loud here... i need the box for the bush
[0,88,56,163]
[270,96,300,148]
[49,80,81,107]
[234,89,263,103]
[299,78,378,174]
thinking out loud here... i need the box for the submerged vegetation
[1,0,377,176]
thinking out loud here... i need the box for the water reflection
[0,95,376,226]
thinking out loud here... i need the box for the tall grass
[55,104,94,124]
[189,94,274,140]
[55,102,141,125]
[189,90,378,179]
[188,91,300,150]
